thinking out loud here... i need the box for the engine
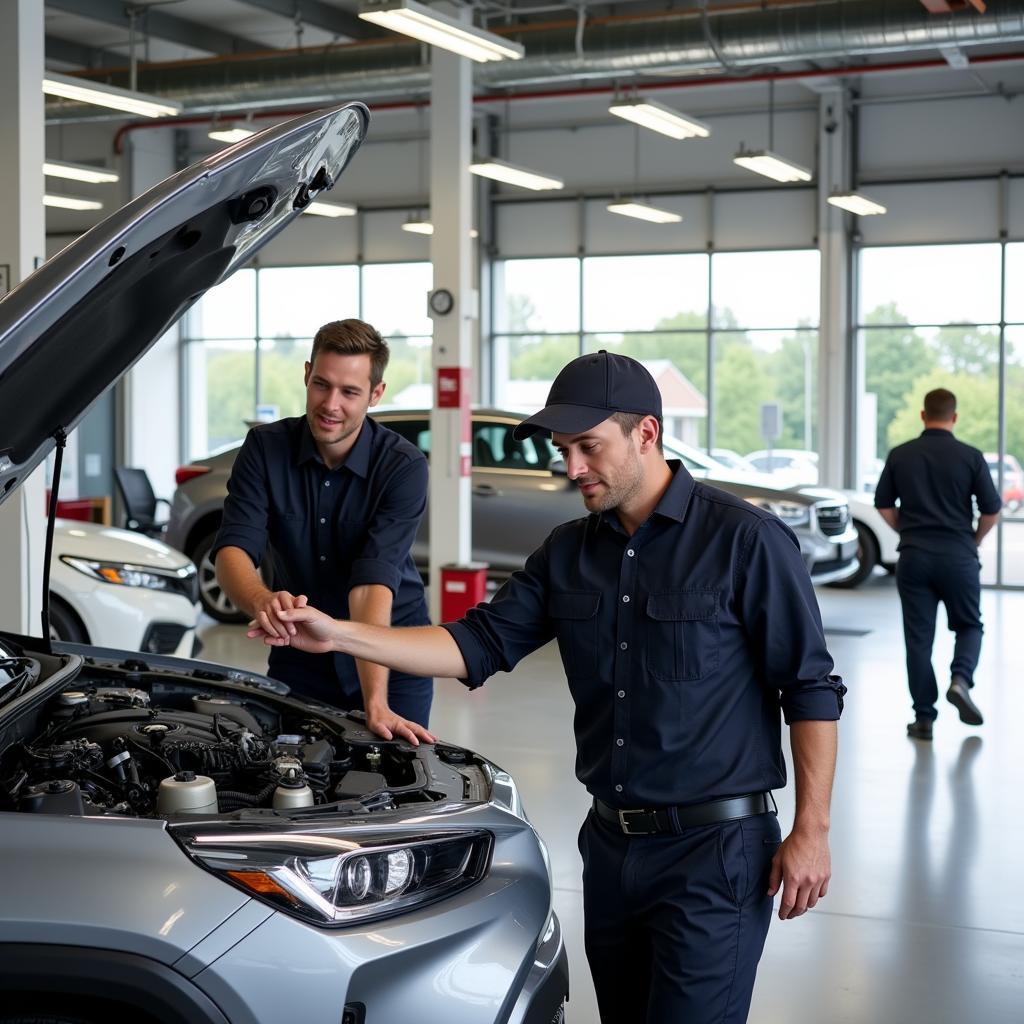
[11,686,357,817]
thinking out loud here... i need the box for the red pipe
[113,50,1024,155]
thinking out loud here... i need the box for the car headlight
[60,556,197,600]
[175,829,493,927]
[746,499,811,526]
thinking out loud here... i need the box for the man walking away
[875,388,1001,741]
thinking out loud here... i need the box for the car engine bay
[0,636,490,821]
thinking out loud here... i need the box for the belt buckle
[617,809,648,835]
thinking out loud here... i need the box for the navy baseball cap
[513,350,662,440]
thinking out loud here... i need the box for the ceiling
[40,0,1024,120]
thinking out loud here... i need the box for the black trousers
[267,660,433,727]
[896,548,983,722]
[580,809,781,1024]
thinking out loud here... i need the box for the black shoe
[947,677,984,726]
[907,718,933,741]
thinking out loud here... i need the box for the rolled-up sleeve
[213,431,269,568]
[441,542,556,690]
[347,455,428,596]
[874,457,897,509]
[973,452,1003,515]
[739,518,846,723]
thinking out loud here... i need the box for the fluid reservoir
[272,766,314,810]
[157,771,218,816]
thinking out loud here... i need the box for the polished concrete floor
[198,574,1024,1023]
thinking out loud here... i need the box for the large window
[859,242,1021,586]
[493,250,819,458]
[182,262,431,458]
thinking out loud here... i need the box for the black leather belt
[593,792,775,836]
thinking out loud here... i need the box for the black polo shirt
[442,462,845,808]
[213,415,430,692]
[874,429,1002,558]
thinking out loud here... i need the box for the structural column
[427,7,476,622]
[0,0,47,634]
[817,87,853,489]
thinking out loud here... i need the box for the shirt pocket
[547,591,601,679]
[645,589,720,681]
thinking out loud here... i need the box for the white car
[49,519,200,656]
[744,449,820,486]
[830,490,900,588]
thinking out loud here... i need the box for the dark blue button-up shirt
[213,415,430,692]
[443,462,844,808]
[874,428,1001,558]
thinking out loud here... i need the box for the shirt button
[324,480,331,487]
[319,555,326,562]
[320,517,326,524]
[627,549,635,557]
[616,738,624,747]
[615,784,623,793]
[622,595,630,603]
[617,690,625,698]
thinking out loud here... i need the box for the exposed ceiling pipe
[48,0,1024,120]
[110,51,1024,153]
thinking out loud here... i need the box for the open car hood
[0,102,368,505]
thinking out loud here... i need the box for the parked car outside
[167,410,859,621]
[827,490,900,588]
[709,447,750,471]
[0,104,567,1024]
[50,519,199,656]
[744,448,820,486]
[984,452,1024,513]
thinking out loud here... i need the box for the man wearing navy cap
[250,351,845,1023]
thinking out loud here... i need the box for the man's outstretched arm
[250,604,469,680]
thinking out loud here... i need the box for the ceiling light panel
[469,159,563,191]
[733,148,812,183]
[208,124,257,144]
[44,193,104,211]
[43,160,119,184]
[43,72,182,119]
[606,201,683,224]
[827,191,887,216]
[608,99,710,140]
[359,0,524,62]
[305,201,358,217]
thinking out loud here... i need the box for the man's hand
[767,827,831,920]
[365,704,436,746]
[250,590,307,641]
[247,601,337,654]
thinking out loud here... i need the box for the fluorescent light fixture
[606,200,683,224]
[208,123,256,144]
[400,219,478,237]
[43,159,119,184]
[44,193,104,211]
[608,98,710,140]
[827,191,887,216]
[359,0,524,62]
[43,71,182,118]
[733,147,812,183]
[469,158,563,191]
[304,201,357,217]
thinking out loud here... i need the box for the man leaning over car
[247,351,845,1024]
[214,318,435,746]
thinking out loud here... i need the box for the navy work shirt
[442,462,845,808]
[213,415,430,693]
[874,429,1001,558]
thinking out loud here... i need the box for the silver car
[168,410,858,621]
[0,105,567,1024]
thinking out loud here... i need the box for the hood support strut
[41,426,67,654]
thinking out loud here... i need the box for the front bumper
[801,526,859,585]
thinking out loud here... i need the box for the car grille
[816,504,850,536]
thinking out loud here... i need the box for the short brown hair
[611,411,664,452]
[923,387,956,422]
[310,319,389,388]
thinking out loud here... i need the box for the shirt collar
[599,459,695,532]
[921,428,954,437]
[295,415,373,477]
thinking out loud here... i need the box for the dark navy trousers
[895,548,983,722]
[580,809,781,1023]
[267,660,433,727]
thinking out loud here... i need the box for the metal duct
[45,0,1024,118]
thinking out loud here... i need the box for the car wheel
[827,521,879,589]
[47,596,88,643]
[192,530,248,623]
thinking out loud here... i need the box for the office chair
[113,466,170,537]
